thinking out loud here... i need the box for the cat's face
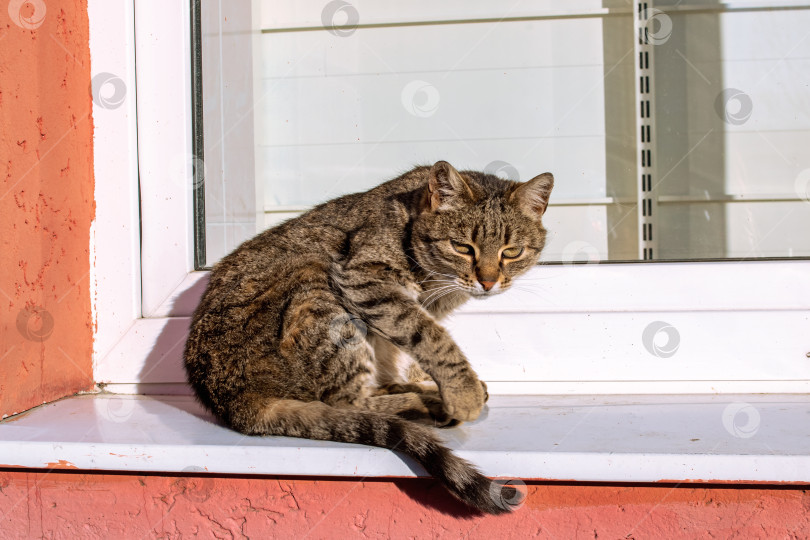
[412,161,553,298]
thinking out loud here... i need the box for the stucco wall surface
[0,0,95,418]
[0,471,808,539]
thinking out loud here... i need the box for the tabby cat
[184,161,553,514]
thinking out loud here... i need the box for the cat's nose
[478,279,497,291]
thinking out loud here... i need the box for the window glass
[198,1,810,267]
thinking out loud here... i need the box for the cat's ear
[510,173,554,219]
[426,161,475,212]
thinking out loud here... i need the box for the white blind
[200,1,810,265]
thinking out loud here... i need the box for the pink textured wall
[0,0,95,418]
[0,470,808,538]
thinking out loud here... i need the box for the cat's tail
[228,397,520,515]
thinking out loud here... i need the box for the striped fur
[184,161,553,514]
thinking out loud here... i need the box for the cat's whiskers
[422,288,462,311]
[511,284,557,306]
[420,284,462,310]
[420,283,458,305]
[515,273,556,280]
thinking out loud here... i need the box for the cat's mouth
[421,280,508,303]
[467,285,508,298]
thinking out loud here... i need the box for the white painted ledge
[1,394,809,483]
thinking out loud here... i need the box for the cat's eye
[451,241,475,255]
[501,247,524,259]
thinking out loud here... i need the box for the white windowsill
[1,393,808,483]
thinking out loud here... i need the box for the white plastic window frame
[91,0,810,396]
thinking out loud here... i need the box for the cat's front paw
[440,375,486,422]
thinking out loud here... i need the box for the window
[93,0,810,396]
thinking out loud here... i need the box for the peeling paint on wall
[0,0,95,417]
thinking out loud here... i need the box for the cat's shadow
[393,478,487,518]
[135,273,209,397]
